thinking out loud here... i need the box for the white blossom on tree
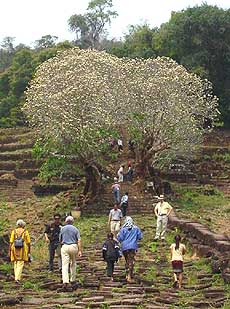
[24,48,218,173]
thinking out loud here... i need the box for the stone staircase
[0,128,38,202]
[0,220,229,308]
[83,181,154,216]
[0,128,229,308]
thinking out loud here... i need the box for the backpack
[103,240,120,261]
[14,229,25,248]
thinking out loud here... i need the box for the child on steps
[102,233,121,281]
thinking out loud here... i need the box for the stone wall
[169,213,230,283]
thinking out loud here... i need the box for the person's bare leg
[178,273,183,288]
[173,273,178,287]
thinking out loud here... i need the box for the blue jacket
[117,225,142,251]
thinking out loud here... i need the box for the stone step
[0,143,34,152]
[0,151,32,161]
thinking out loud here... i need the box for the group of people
[8,214,82,291]
[8,190,186,290]
[106,187,186,287]
[117,162,133,183]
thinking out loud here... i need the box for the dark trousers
[49,242,61,271]
[106,259,115,277]
[121,203,128,217]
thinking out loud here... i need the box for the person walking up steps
[117,165,125,183]
[102,233,121,281]
[44,213,62,272]
[59,216,82,291]
[111,177,121,204]
[154,194,172,241]
[120,192,129,217]
[170,235,186,289]
[117,217,142,283]
[8,219,31,283]
[108,204,123,240]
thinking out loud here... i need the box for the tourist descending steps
[111,177,121,204]
[117,138,123,152]
[117,216,142,283]
[108,204,123,240]
[170,235,186,289]
[117,164,125,183]
[154,194,173,241]
[120,192,129,217]
[102,233,121,281]
[44,213,62,272]
[59,216,82,291]
[8,219,31,283]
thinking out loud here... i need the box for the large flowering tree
[24,48,218,183]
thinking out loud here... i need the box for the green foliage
[68,0,118,49]
[108,24,157,59]
[212,152,230,163]
[154,4,230,128]
[0,40,74,128]
[38,156,71,181]
[0,202,10,232]
[173,184,227,212]
[107,4,230,127]
[0,263,12,273]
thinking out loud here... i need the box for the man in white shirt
[154,195,172,241]
[108,204,123,239]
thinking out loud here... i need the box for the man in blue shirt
[117,216,142,283]
[59,216,82,291]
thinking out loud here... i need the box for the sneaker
[173,280,178,288]
[70,281,78,290]
[59,283,73,292]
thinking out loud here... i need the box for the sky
[0,0,229,47]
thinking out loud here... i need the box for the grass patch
[192,257,212,273]
[173,184,227,212]
[0,263,13,273]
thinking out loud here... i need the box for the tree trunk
[83,163,101,196]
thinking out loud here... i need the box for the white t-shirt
[109,209,123,221]
[170,243,186,261]
[118,167,123,175]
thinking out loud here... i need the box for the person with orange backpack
[8,219,31,283]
